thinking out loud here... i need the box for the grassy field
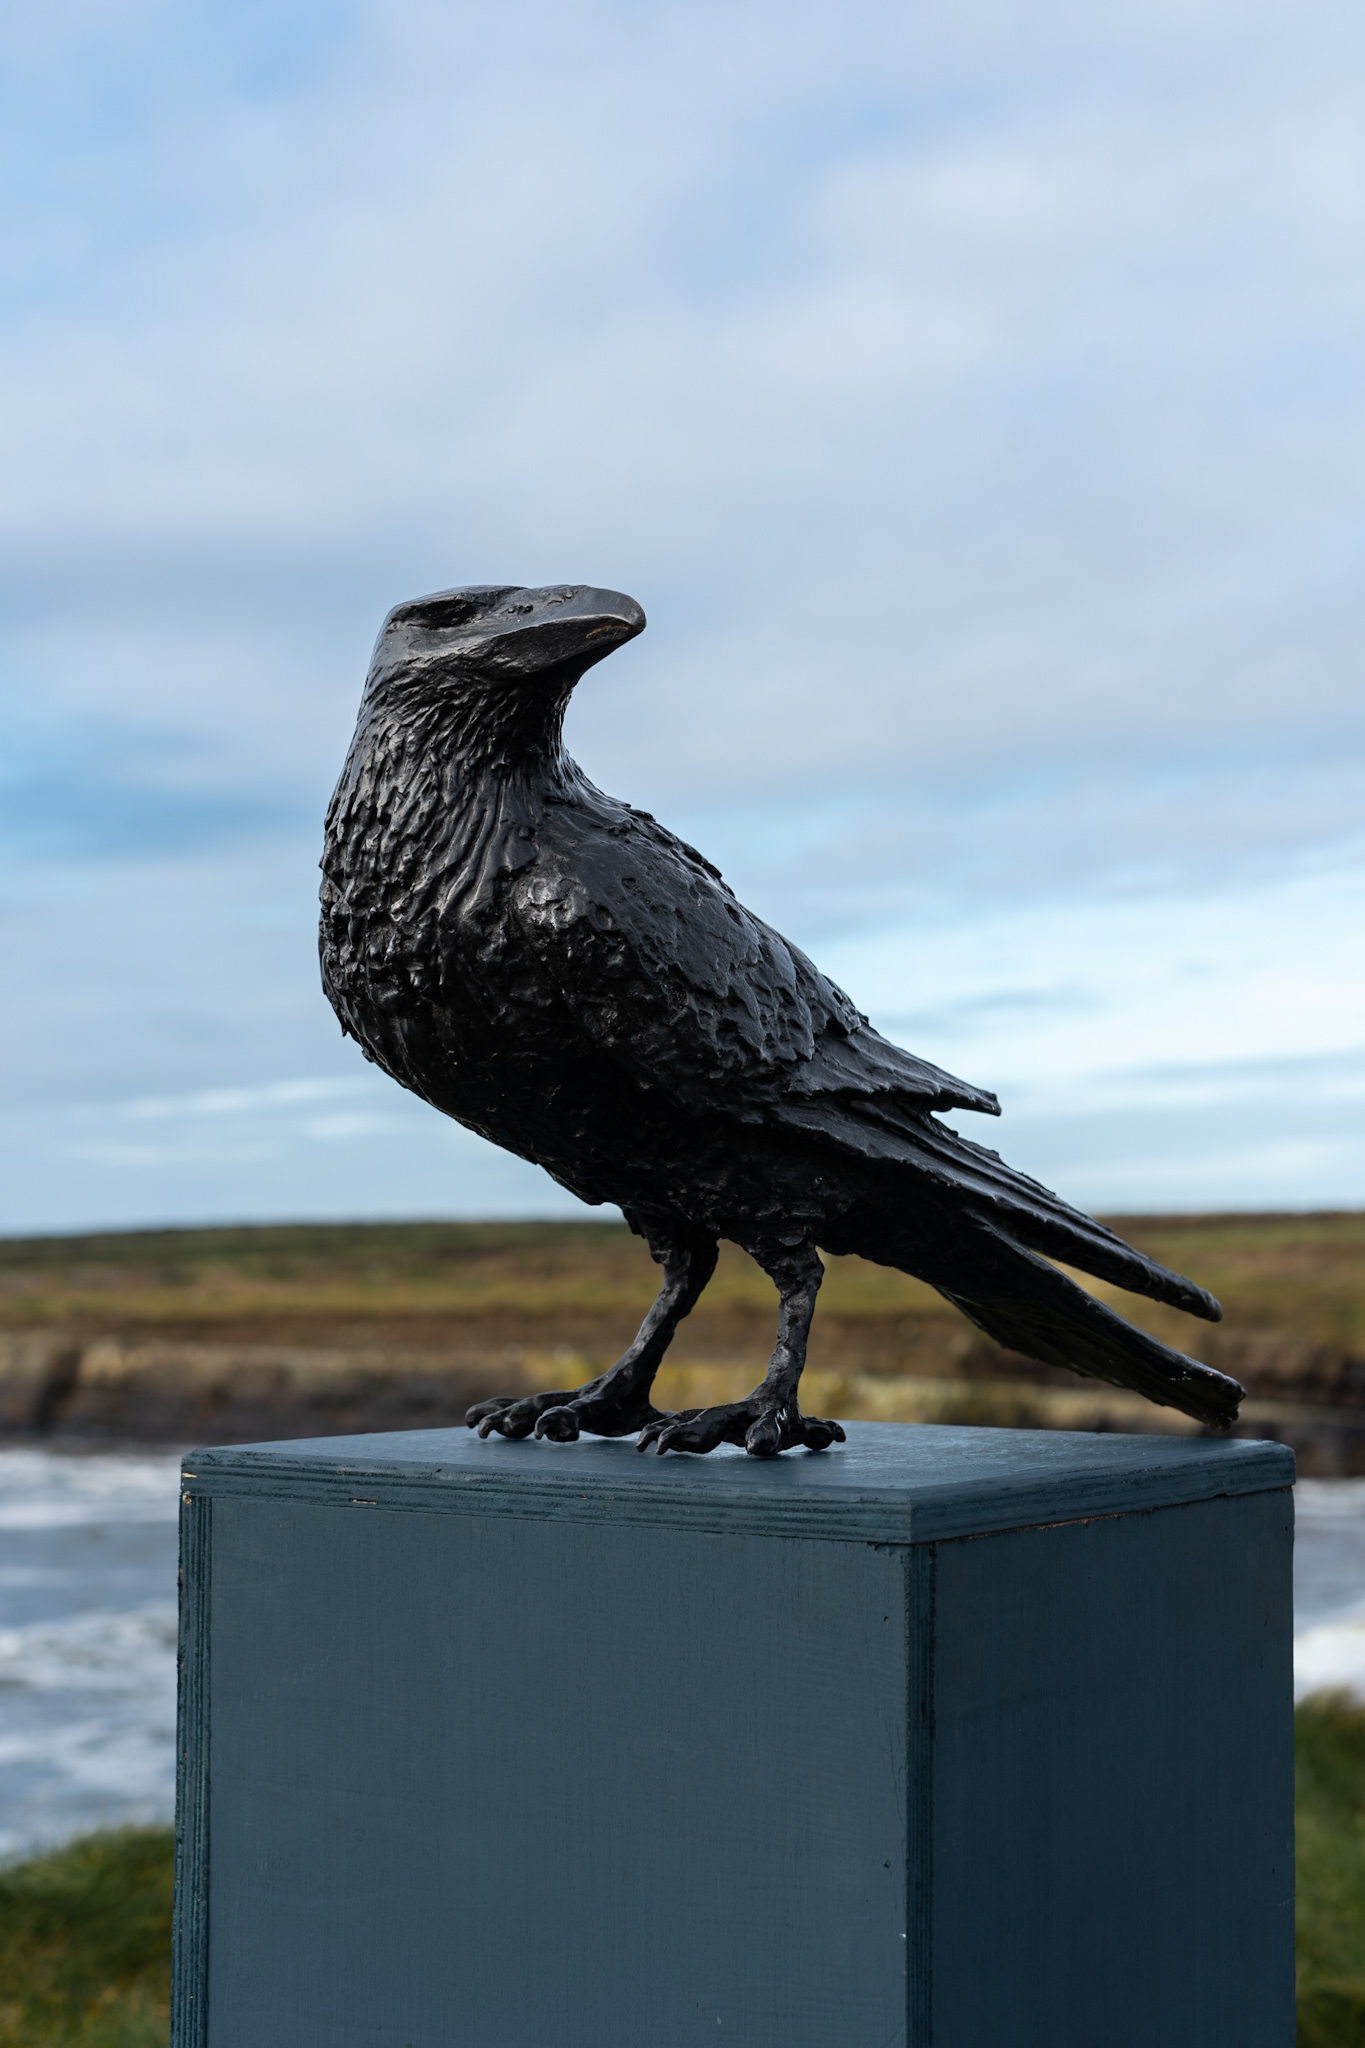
[2,1210,1364,1393]
[3,1697,1363,2043]
[1295,1696,1365,2045]
[2,1212,1364,1452]
[0,1829,172,2047]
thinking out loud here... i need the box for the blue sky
[3,0,1363,1231]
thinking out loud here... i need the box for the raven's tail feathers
[849,1103,1224,1322]
[773,1092,1240,1423]
[939,1232,1243,1429]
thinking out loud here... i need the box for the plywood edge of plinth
[176,1420,1295,1545]
[171,1477,211,2048]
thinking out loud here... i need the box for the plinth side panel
[204,1500,909,2048]
[930,1490,1295,2048]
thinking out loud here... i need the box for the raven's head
[367,583,644,700]
[359,583,645,773]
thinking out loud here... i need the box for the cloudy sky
[3,0,1363,1232]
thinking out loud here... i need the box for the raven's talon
[476,1400,542,1440]
[634,1409,706,1454]
[466,1395,518,1425]
[634,1409,695,1450]
[533,1405,582,1443]
[469,1379,666,1443]
[529,1389,663,1440]
[744,1412,781,1458]
[470,1379,843,1459]
[468,1389,577,1440]
[635,1397,843,1458]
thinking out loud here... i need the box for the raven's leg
[465,1222,718,1443]
[636,1240,846,1459]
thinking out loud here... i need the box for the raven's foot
[635,1397,846,1459]
[466,1376,662,1444]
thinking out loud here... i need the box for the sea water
[1,1447,1364,1858]
[1291,1477,1365,1698]
[0,1448,181,1860]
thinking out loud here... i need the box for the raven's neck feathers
[322,669,579,962]
[358,661,576,782]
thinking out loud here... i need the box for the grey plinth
[173,1422,1295,2048]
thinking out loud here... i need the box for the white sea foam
[0,1704,179,1863]
[0,1600,177,1695]
[1296,1618,1365,1701]
[1296,1478,1365,1523]
[0,1448,183,1530]
[1290,1479,1365,1698]
[0,1449,182,1857]
[0,1709,177,1788]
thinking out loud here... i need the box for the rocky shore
[4,1325,1364,1474]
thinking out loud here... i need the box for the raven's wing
[511,792,998,1121]
[511,790,1219,1325]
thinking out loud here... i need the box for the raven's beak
[370,584,647,696]
[480,588,646,681]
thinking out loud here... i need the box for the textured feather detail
[511,780,998,1119]
[936,1227,1241,1428]
[772,1094,1222,1321]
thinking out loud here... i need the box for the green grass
[1,1700,1363,2042]
[1298,1695,1365,2043]
[0,1829,172,2046]
[3,1211,1365,1403]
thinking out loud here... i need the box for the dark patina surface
[319,584,1242,1455]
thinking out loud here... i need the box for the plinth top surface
[184,1421,1294,1544]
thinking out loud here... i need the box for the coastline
[3,1213,1364,1468]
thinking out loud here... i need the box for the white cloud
[2,0,1364,1223]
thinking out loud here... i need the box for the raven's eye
[412,598,481,630]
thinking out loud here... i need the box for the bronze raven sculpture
[320,583,1242,1456]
